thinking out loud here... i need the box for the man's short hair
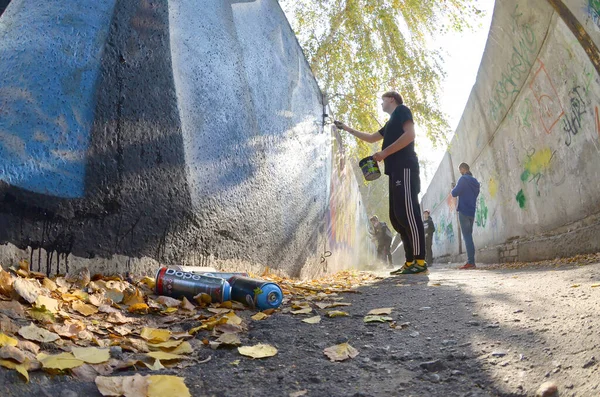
[382,91,403,105]
[423,210,430,214]
[370,215,379,222]
[458,162,470,171]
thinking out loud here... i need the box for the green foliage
[280,0,484,150]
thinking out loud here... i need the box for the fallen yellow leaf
[35,295,60,314]
[147,375,191,397]
[238,343,278,359]
[323,343,359,362]
[42,278,57,292]
[71,347,110,364]
[0,358,29,382]
[128,303,149,314]
[326,311,349,318]
[180,297,195,312]
[161,307,178,314]
[592,283,600,288]
[571,284,581,288]
[123,288,145,306]
[225,312,243,325]
[72,300,98,316]
[95,374,148,397]
[18,323,60,343]
[140,328,171,343]
[146,351,184,361]
[291,308,313,315]
[144,359,165,371]
[367,307,393,315]
[216,333,241,346]
[170,341,193,355]
[0,332,18,347]
[302,316,321,324]
[251,312,269,321]
[37,352,85,370]
[148,340,183,350]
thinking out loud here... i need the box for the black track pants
[388,168,425,262]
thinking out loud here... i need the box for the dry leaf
[95,374,148,397]
[0,269,14,297]
[88,293,106,307]
[364,315,393,323]
[123,288,145,306]
[206,308,231,315]
[147,375,191,397]
[0,314,19,335]
[326,311,349,318]
[147,340,182,350]
[35,295,60,313]
[29,306,56,324]
[98,305,120,314]
[146,351,183,361]
[13,278,40,304]
[571,284,581,288]
[591,283,600,288]
[0,300,25,319]
[17,340,39,355]
[128,303,149,314]
[105,289,124,304]
[140,276,156,289]
[315,302,351,309]
[251,312,269,321]
[72,300,98,316]
[193,293,212,305]
[18,323,60,343]
[106,312,133,324]
[140,327,171,343]
[323,343,359,362]
[156,296,181,308]
[225,312,243,325]
[215,323,244,334]
[144,359,165,371]
[112,326,132,336]
[302,316,321,324]
[0,358,29,382]
[62,289,89,302]
[0,332,18,347]
[53,320,86,338]
[291,308,313,315]
[72,347,110,364]
[238,343,278,359]
[290,391,308,397]
[37,352,84,370]
[72,363,113,382]
[0,345,26,363]
[42,278,57,292]
[216,333,241,346]
[367,307,393,315]
[180,297,195,312]
[170,341,193,355]
[161,307,178,314]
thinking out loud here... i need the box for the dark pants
[425,234,433,265]
[459,212,475,264]
[388,168,425,262]
[377,238,393,266]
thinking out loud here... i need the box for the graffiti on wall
[529,61,564,134]
[587,0,600,29]
[488,4,538,122]
[562,86,589,145]
[475,195,488,228]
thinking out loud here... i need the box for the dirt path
[2,263,599,397]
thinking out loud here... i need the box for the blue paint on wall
[0,0,116,198]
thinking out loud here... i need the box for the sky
[418,0,496,192]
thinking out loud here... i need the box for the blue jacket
[451,173,480,217]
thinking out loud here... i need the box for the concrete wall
[422,0,600,263]
[0,0,370,278]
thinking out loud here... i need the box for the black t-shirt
[378,105,419,174]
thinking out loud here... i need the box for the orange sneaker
[459,263,476,270]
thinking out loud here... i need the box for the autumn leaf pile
[0,262,382,396]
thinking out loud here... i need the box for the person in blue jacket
[451,163,480,269]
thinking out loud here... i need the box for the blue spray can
[229,276,283,310]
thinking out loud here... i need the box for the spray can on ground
[229,276,283,310]
[155,267,231,303]
[172,266,248,282]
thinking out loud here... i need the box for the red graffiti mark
[529,62,564,134]
[595,106,600,139]
[446,193,455,211]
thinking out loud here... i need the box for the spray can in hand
[229,276,283,310]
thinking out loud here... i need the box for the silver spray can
[155,267,231,303]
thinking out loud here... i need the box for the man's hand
[372,151,387,162]
[334,120,347,131]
